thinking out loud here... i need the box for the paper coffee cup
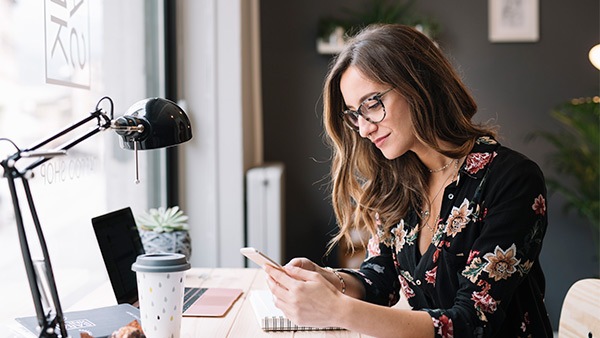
[132,253,191,338]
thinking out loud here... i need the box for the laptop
[91,207,243,317]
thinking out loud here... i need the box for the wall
[260,0,599,328]
[178,0,247,267]
[177,0,263,268]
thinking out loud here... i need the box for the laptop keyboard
[183,287,208,311]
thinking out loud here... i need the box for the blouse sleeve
[426,156,548,337]
[339,230,401,306]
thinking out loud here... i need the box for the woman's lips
[373,134,389,148]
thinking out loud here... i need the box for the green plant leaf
[317,0,439,40]
[528,97,599,233]
[135,206,189,233]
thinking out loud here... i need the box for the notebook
[15,304,140,338]
[249,290,344,331]
[92,207,243,317]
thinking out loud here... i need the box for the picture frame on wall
[488,0,539,43]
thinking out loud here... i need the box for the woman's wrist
[325,267,346,294]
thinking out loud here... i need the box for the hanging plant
[317,0,440,43]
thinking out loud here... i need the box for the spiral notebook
[249,290,343,332]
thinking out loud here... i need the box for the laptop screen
[91,207,144,305]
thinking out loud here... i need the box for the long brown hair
[323,24,495,253]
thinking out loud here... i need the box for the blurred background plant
[317,0,440,43]
[529,96,599,249]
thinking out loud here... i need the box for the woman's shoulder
[466,137,547,211]
[495,144,542,174]
[473,139,546,193]
[471,136,541,172]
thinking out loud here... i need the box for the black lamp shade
[114,98,193,150]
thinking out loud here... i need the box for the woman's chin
[380,149,402,160]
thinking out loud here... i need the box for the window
[0,0,165,321]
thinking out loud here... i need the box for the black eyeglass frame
[341,88,394,131]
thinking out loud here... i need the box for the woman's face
[340,66,417,160]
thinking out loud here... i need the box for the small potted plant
[136,206,192,260]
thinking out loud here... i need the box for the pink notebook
[182,287,243,317]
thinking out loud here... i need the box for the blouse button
[448,193,454,200]
[416,280,422,285]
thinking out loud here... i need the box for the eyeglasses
[341,88,393,131]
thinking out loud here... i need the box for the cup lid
[131,253,191,273]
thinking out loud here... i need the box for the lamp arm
[4,174,48,332]
[27,177,68,337]
[23,109,109,153]
[0,98,113,338]
[22,109,112,172]
[24,123,108,172]
[3,163,66,337]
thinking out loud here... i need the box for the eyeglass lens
[343,95,385,129]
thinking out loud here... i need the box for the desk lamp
[0,96,192,338]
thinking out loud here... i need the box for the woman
[265,24,552,337]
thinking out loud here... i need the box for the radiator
[245,163,285,264]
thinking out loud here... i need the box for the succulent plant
[136,206,189,233]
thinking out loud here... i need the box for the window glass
[0,0,163,321]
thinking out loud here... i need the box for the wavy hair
[323,24,496,253]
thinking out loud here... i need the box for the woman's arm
[265,264,435,338]
[284,257,366,299]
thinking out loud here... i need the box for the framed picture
[488,0,539,43]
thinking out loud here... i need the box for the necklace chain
[420,212,440,232]
[428,159,453,173]
[420,159,460,232]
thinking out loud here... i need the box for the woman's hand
[284,257,321,271]
[264,262,344,328]
[285,258,346,291]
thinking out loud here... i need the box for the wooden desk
[180,268,364,337]
[67,268,366,338]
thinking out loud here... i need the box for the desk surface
[71,268,369,338]
[183,268,365,337]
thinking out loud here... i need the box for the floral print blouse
[341,137,553,338]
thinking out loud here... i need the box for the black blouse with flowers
[341,137,553,338]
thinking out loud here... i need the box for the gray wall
[260,0,599,329]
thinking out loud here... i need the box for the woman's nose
[358,116,376,138]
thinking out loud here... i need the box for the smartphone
[240,247,283,270]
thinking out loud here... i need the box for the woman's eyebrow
[359,91,380,102]
[345,91,381,110]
